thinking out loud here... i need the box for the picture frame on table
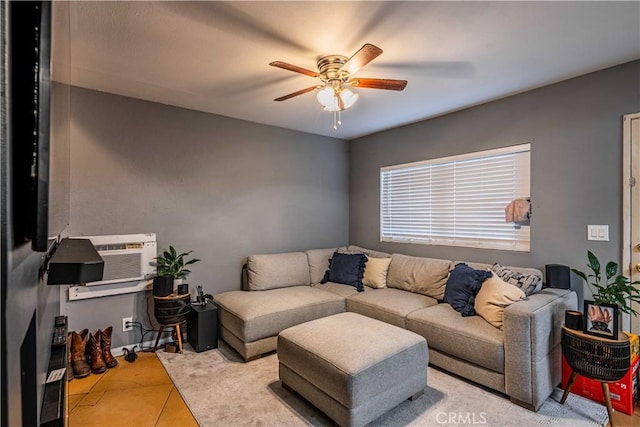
[583,300,618,340]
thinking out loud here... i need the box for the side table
[560,325,630,426]
[153,292,192,354]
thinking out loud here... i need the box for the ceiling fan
[270,43,407,129]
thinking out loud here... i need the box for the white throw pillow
[363,257,392,289]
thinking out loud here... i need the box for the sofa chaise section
[216,286,345,361]
[215,251,345,361]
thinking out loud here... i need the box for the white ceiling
[54,1,640,140]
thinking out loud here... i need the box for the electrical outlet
[122,317,133,332]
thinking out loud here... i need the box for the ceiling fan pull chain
[333,110,344,130]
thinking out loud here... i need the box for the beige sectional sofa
[214,245,577,411]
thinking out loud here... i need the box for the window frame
[380,143,531,252]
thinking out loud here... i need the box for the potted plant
[153,246,200,297]
[572,250,640,318]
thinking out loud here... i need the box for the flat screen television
[10,1,67,252]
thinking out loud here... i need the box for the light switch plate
[587,225,609,241]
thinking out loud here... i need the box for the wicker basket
[562,328,630,382]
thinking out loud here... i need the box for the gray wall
[61,86,349,347]
[350,61,640,298]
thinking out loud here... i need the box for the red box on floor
[562,353,640,416]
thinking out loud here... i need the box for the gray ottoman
[278,312,428,427]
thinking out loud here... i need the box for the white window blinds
[380,144,531,251]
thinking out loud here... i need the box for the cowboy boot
[67,332,74,381]
[100,326,118,369]
[70,329,91,378]
[88,330,107,374]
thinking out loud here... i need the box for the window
[380,144,530,251]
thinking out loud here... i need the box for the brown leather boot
[67,332,74,381]
[70,329,91,378]
[88,330,107,374]
[100,326,118,369]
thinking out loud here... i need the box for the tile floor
[68,349,640,427]
[68,351,198,427]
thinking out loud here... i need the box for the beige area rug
[157,341,609,427]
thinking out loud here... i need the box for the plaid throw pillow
[491,263,540,296]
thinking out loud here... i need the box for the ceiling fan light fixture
[340,89,358,109]
[317,86,339,111]
[316,85,358,112]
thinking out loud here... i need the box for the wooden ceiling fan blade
[274,86,318,101]
[349,78,407,91]
[341,43,383,75]
[269,61,319,78]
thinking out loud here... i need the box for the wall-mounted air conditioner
[68,233,156,300]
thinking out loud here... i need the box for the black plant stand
[153,293,191,353]
[560,325,630,426]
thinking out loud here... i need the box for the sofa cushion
[363,257,392,289]
[247,252,311,291]
[491,263,542,296]
[407,304,505,373]
[475,274,526,329]
[346,245,391,259]
[313,282,365,298]
[215,286,345,342]
[346,288,438,328]
[322,252,367,291]
[306,247,345,284]
[387,254,450,300]
[445,263,492,317]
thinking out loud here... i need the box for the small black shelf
[47,238,104,285]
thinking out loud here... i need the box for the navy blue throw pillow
[321,252,367,292]
[445,263,492,317]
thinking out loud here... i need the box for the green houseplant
[155,245,200,279]
[571,250,640,316]
[152,246,200,297]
